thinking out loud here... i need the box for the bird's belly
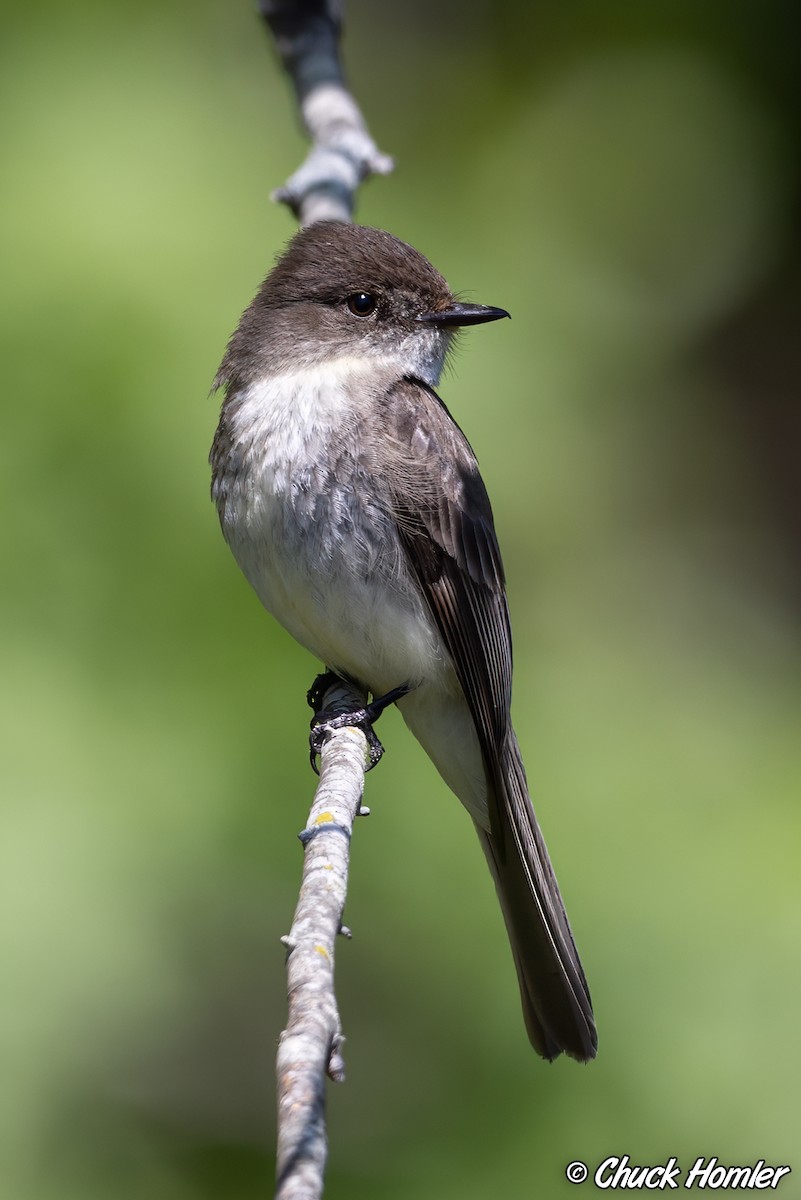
[233,491,489,826]
[228,477,451,698]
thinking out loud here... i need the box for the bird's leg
[306,669,343,716]
[307,673,413,774]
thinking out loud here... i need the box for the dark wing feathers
[384,378,513,806]
[381,378,597,1062]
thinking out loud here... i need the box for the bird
[210,221,597,1061]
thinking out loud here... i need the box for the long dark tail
[476,731,597,1061]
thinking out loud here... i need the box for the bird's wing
[377,377,597,1062]
[377,376,513,839]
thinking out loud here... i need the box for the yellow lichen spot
[315,812,334,824]
[314,945,329,959]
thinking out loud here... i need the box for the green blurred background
[2,1,800,1196]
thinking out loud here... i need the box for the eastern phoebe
[210,222,597,1062]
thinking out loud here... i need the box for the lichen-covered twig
[257,7,392,1195]
[274,679,372,1200]
[259,0,393,225]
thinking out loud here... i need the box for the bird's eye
[346,292,377,317]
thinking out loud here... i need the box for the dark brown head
[214,222,509,390]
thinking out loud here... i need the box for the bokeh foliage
[1,2,799,1197]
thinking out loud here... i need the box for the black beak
[416,302,510,327]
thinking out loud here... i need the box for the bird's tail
[476,731,597,1061]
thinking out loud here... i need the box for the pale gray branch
[260,0,393,225]
[259,8,391,1196]
[274,680,371,1200]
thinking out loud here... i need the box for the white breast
[217,358,452,696]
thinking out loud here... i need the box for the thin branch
[259,0,393,225]
[257,7,391,1195]
[274,679,371,1200]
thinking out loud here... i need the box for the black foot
[308,681,413,775]
[306,670,343,716]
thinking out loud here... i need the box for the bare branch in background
[260,0,393,225]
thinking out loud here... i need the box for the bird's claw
[309,709,386,774]
[307,680,413,774]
